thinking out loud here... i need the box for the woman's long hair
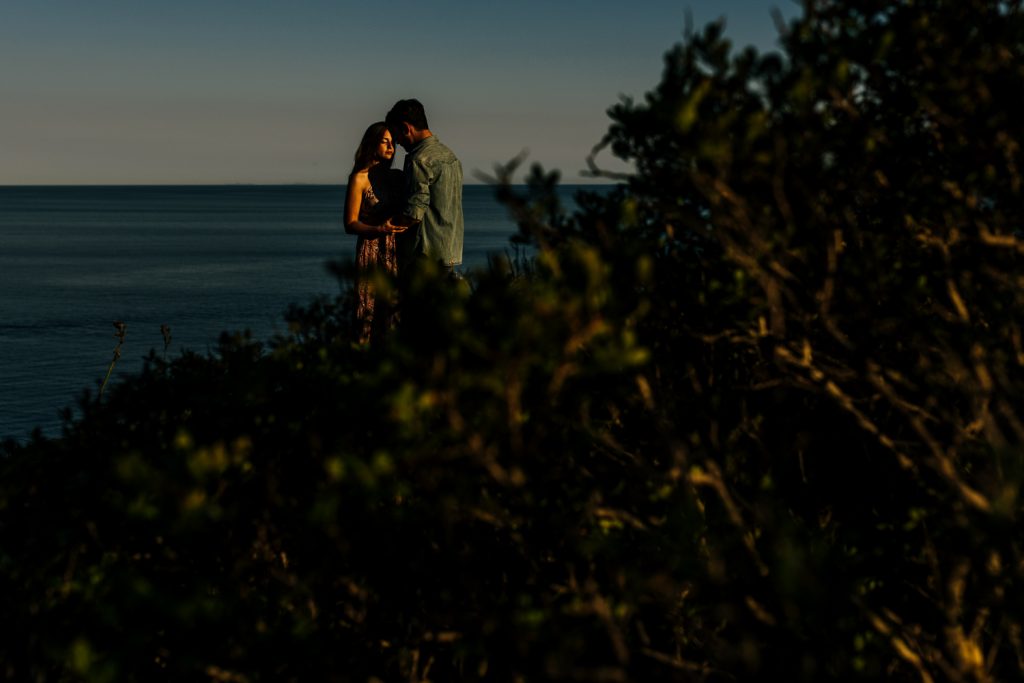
[351,121,394,175]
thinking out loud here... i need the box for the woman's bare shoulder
[348,170,370,189]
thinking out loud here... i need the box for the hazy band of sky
[0,1,799,184]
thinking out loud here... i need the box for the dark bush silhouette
[2,1,1023,680]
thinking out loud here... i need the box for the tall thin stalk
[161,324,172,362]
[98,321,127,402]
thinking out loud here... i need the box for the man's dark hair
[385,99,429,131]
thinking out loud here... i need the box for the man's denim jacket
[399,135,464,267]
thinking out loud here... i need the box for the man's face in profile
[388,122,412,150]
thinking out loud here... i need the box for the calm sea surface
[1,184,604,441]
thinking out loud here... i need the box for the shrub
[2,1,1022,680]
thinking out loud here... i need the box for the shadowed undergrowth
[3,1,1024,681]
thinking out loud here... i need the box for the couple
[344,99,464,344]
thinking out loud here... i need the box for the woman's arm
[344,173,384,236]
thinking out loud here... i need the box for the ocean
[0,184,603,441]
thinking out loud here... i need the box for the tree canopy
[3,1,1023,680]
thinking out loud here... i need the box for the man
[383,99,464,277]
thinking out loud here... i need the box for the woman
[344,122,406,344]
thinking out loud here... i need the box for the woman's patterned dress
[354,176,399,344]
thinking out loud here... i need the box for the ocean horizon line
[0,180,619,189]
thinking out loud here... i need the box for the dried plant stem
[161,324,172,362]
[98,321,127,403]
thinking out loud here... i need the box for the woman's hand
[380,220,409,234]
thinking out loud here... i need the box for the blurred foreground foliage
[3,1,1024,680]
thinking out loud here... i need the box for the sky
[0,1,801,185]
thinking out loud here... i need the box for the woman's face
[376,130,395,161]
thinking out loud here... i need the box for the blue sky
[0,1,800,184]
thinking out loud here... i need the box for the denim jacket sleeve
[404,157,432,223]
